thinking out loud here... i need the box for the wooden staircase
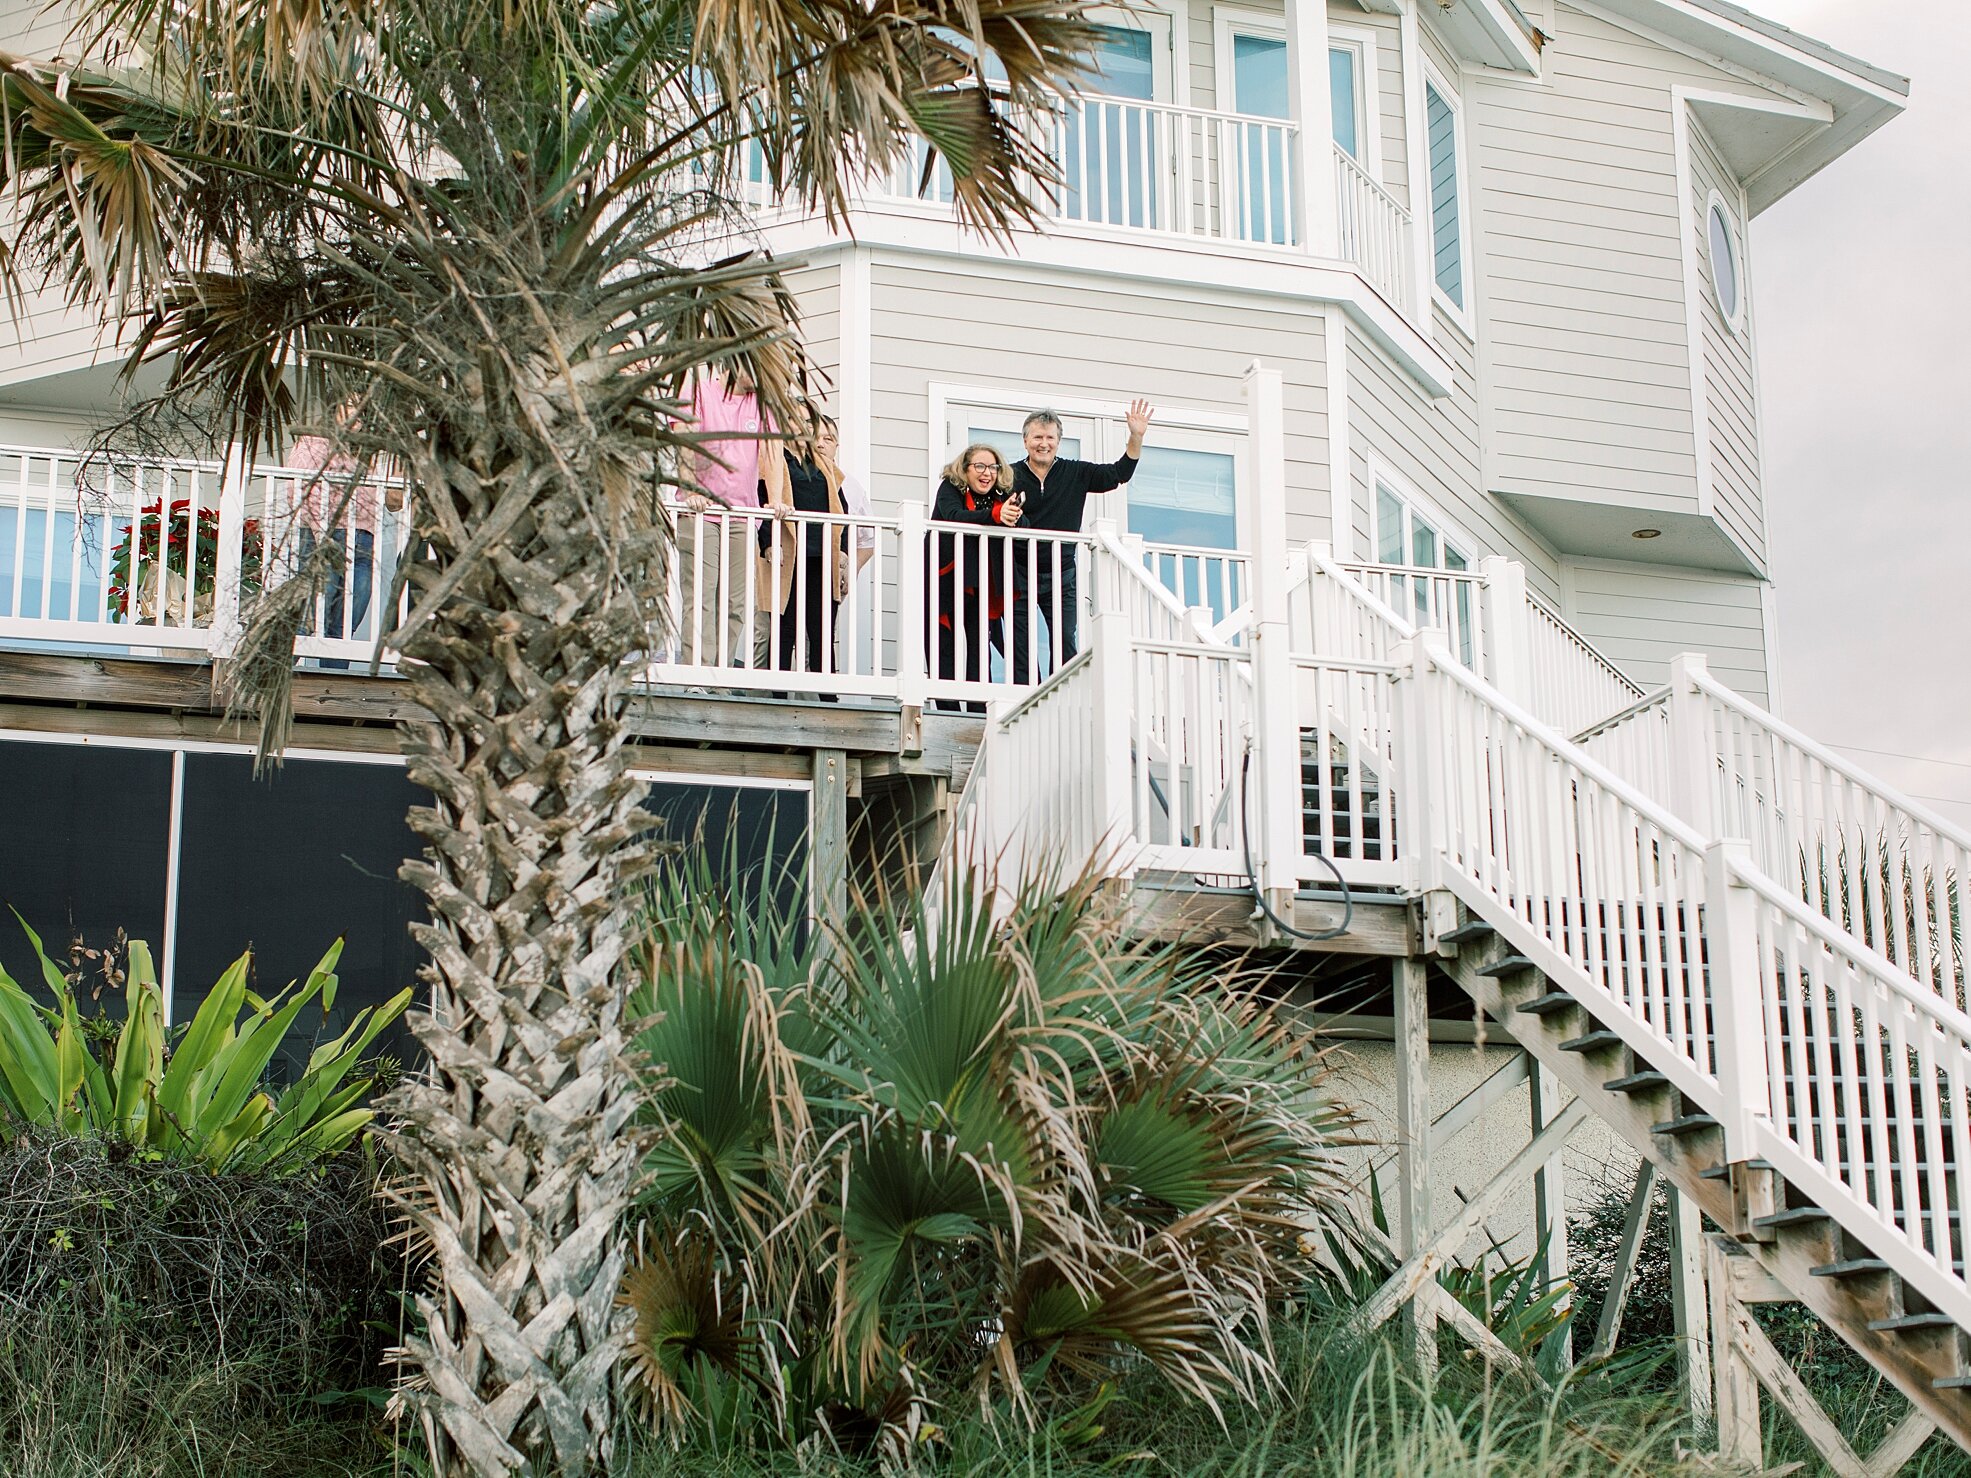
[1434,908,1971,1446]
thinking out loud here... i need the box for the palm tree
[622,863,1364,1453]
[0,1,1099,1469]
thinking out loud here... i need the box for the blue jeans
[300,527,374,669]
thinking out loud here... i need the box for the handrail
[994,647,1094,727]
[1728,852,1971,1041]
[1573,684,1671,744]
[1333,144,1408,219]
[1422,638,1713,855]
[1306,543,1419,635]
[1526,591,1643,699]
[1692,666,1971,855]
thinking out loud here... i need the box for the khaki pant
[674,515,754,668]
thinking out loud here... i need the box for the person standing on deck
[1009,398,1154,683]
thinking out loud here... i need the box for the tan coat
[756,449,850,611]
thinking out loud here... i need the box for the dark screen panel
[0,738,172,1009]
[176,753,425,1077]
[644,781,809,927]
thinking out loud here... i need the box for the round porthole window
[1707,197,1741,325]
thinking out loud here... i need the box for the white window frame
[1367,458,1476,572]
[1420,57,1474,334]
[1703,187,1747,337]
[1212,8,1382,177]
[1082,5,1177,103]
[928,382,1250,547]
[1327,23,1384,177]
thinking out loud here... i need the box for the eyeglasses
[966,461,1001,473]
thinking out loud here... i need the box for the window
[1707,195,1742,328]
[1220,23,1372,245]
[1062,23,1165,230]
[1329,43,1364,161]
[1375,481,1477,665]
[1425,78,1464,309]
[943,400,1243,618]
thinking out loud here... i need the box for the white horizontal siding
[785,264,842,404]
[1472,3,1786,519]
[1347,324,1561,604]
[1688,117,1764,564]
[865,258,1330,545]
[1565,559,1769,704]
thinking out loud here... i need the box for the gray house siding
[1565,559,1770,704]
[1687,117,1765,565]
[1471,3,1785,521]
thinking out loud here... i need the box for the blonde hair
[941,442,1012,493]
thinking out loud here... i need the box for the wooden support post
[1706,1235,1762,1469]
[1669,1184,1713,1427]
[811,748,849,938]
[1393,957,1436,1372]
[1358,1099,1587,1336]
[1586,1158,1655,1364]
[1529,1056,1573,1369]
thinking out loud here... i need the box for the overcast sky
[1748,1,1971,820]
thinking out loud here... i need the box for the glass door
[1220,23,1370,246]
[1062,19,1172,231]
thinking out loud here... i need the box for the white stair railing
[1402,630,1971,1334]
[1524,591,1644,737]
[1579,656,1969,1016]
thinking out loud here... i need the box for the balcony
[748,94,1416,314]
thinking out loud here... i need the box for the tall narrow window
[1329,45,1363,160]
[1425,80,1463,308]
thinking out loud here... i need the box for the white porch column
[210,442,252,658]
[1246,361,1303,912]
[1477,555,1529,702]
[1285,0,1340,258]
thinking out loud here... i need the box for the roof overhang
[1356,0,1543,75]
[1584,0,1908,213]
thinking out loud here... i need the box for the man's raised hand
[1125,398,1154,446]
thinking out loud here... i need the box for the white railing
[882,96,1304,250]
[1295,655,1402,886]
[1406,637,1726,1106]
[1525,594,1644,738]
[1337,559,1486,674]
[1734,855,1971,1329]
[1130,539,1251,640]
[1686,665,1968,1013]
[653,502,1095,708]
[1574,688,1675,803]
[250,461,413,666]
[0,445,232,653]
[1334,144,1413,309]
[1129,633,1253,875]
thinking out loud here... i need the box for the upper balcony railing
[747,95,1414,306]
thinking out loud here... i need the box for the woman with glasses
[930,443,1025,712]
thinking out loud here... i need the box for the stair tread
[1698,1159,1775,1181]
[1440,919,1494,944]
[1753,1207,1833,1231]
[1869,1312,1962,1333]
[1653,1114,1720,1137]
[1934,1376,1971,1391]
[1561,1030,1625,1053]
[1605,1071,1670,1094]
[1477,954,1541,979]
[1813,1259,1893,1278]
[1516,992,1579,1017]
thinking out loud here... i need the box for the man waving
[1008,397,1154,683]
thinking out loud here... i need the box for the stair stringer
[1436,918,1971,1450]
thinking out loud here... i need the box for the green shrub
[618,868,1365,1454]
[0,917,409,1171]
[0,1131,402,1476]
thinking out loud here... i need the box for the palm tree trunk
[381,406,660,1474]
